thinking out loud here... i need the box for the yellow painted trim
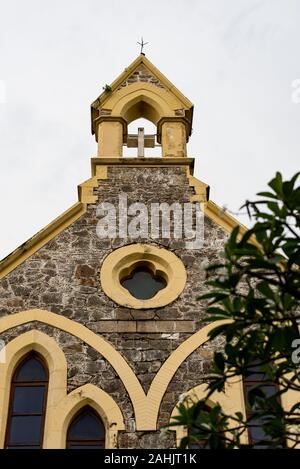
[204,200,248,235]
[100,244,187,309]
[0,330,124,448]
[186,169,253,237]
[204,200,261,246]
[2,311,295,439]
[48,384,124,449]
[78,166,108,204]
[0,330,67,448]
[91,157,194,176]
[0,310,146,429]
[188,175,209,203]
[78,176,99,204]
[0,310,227,431]
[0,202,87,279]
[91,54,193,112]
[170,381,248,447]
[170,340,300,448]
[146,321,229,428]
[0,161,112,278]
[106,84,178,122]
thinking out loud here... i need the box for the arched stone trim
[0,310,230,431]
[105,83,180,123]
[0,310,147,428]
[0,330,67,448]
[169,381,248,447]
[100,243,187,309]
[48,384,124,449]
[0,330,125,448]
[146,321,229,428]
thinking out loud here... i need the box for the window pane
[244,362,268,381]
[244,383,278,411]
[68,412,105,440]
[12,386,45,413]
[15,358,46,381]
[249,421,272,442]
[121,268,166,300]
[8,416,42,445]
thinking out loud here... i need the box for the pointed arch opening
[66,406,105,449]
[109,86,172,125]
[125,118,161,157]
[4,352,48,449]
[242,361,285,448]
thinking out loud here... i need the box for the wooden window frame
[243,366,284,447]
[4,352,49,449]
[66,406,105,449]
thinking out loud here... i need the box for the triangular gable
[91,54,193,135]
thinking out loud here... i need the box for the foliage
[169,172,300,448]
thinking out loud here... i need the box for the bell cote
[91,54,194,158]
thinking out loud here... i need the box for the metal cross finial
[137,37,149,54]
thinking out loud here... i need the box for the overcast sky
[0,0,299,259]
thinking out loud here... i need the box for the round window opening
[100,244,186,309]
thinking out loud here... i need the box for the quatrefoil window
[100,244,186,309]
[121,266,167,300]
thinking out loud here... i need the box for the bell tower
[91,54,193,158]
[0,54,249,449]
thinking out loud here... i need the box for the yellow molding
[0,162,111,278]
[145,321,229,428]
[78,176,99,204]
[0,203,87,279]
[91,157,195,176]
[2,311,295,438]
[49,384,124,449]
[105,83,176,119]
[170,357,300,448]
[0,330,124,448]
[204,200,247,234]
[188,174,209,203]
[186,168,253,237]
[204,200,262,247]
[0,310,146,430]
[170,381,248,447]
[0,310,228,431]
[0,330,66,448]
[100,244,187,309]
[91,54,193,115]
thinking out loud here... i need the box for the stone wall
[0,164,229,448]
[117,65,166,90]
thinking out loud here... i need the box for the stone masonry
[0,164,228,448]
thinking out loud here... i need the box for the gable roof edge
[0,202,86,279]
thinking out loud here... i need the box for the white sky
[0,0,299,259]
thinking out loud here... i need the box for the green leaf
[207,323,231,340]
[247,386,266,407]
[235,412,244,421]
[268,172,283,196]
[257,191,278,199]
[257,281,275,300]
[179,436,189,449]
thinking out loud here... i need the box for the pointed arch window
[5,353,48,448]
[66,407,105,449]
[243,362,285,448]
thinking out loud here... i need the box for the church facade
[0,55,263,449]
